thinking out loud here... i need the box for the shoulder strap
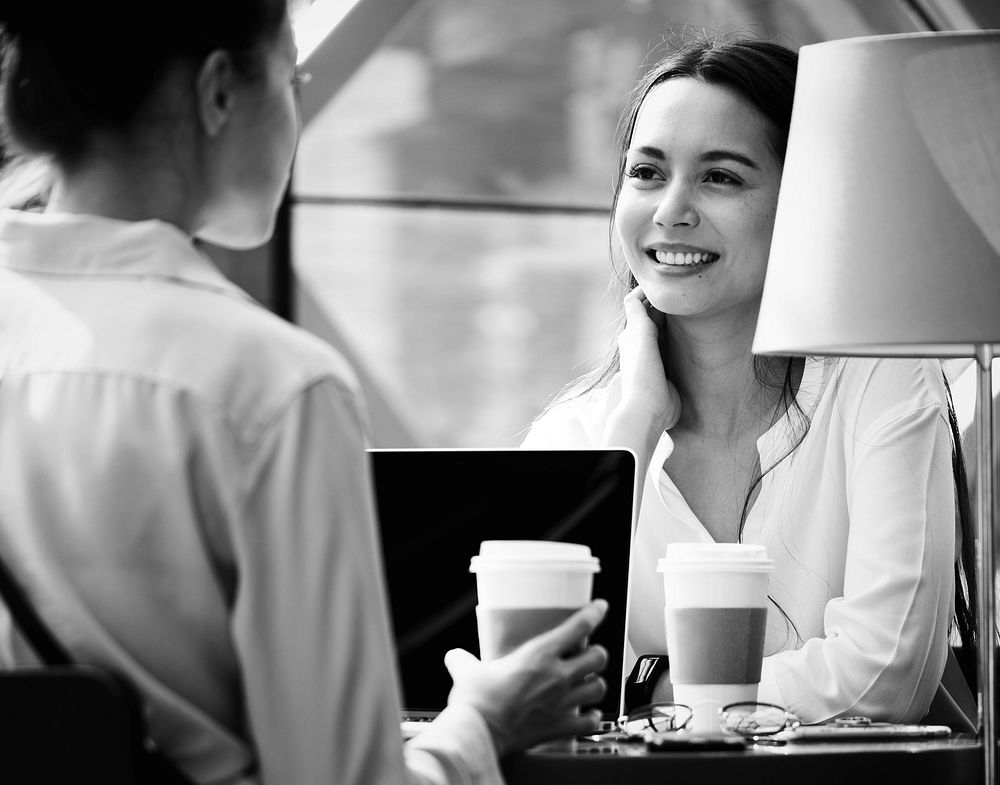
[0,546,74,666]
[0,546,202,785]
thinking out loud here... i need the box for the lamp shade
[753,31,1000,358]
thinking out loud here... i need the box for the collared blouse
[0,209,502,785]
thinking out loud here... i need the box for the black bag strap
[0,547,74,667]
[0,546,199,785]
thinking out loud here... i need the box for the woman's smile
[646,244,721,268]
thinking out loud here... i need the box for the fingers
[625,285,645,302]
[532,599,608,656]
[548,708,604,740]
[564,643,609,682]
[622,288,666,346]
[622,287,650,325]
[443,647,478,679]
[562,673,607,710]
[625,286,668,328]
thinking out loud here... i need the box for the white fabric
[0,209,504,785]
[523,356,956,723]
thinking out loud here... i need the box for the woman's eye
[705,170,741,185]
[625,164,662,182]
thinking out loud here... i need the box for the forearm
[758,615,950,723]
[604,404,669,523]
[759,395,955,723]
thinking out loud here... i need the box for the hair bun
[0,0,87,36]
[0,0,39,35]
[1,0,133,38]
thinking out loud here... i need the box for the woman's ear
[195,50,236,137]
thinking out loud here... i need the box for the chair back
[921,646,978,734]
[0,665,146,784]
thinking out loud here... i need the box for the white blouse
[523,356,957,723]
[0,210,502,785]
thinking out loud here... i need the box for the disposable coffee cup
[657,543,774,735]
[470,540,599,661]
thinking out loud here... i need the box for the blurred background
[215,0,998,448]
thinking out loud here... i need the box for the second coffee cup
[470,540,599,660]
[657,542,774,734]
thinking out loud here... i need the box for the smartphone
[778,723,951,742]
[646,734,749,752]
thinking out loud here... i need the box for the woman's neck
[47,171,189,232]
[45,129,199,232]
[663,311,785,439]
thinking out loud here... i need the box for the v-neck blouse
[523,356,957,723]
[643,358,830,544]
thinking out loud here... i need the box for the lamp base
[974,344,995,785]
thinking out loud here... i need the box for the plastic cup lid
[469,540,600,572]
[656,542,774,572]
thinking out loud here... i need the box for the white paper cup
[657,543,774,734]
[470,540,599,660]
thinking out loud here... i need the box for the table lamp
[752,30,1000,781]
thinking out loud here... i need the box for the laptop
[367,447,635,736]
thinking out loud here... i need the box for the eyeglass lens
[719,702,800,737]
[618,703,694,735]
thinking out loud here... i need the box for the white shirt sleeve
[520,381,622,449]
[757,400,956,723]
[231,380,504,785]
[406,705,504,785]
[521,405,597,448]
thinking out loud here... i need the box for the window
[292,0,919,447]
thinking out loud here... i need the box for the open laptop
[367,447,635,736]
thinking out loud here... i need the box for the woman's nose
[653,182,699,227]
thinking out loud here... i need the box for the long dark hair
[944,375,979,688]
[559,32,978,666]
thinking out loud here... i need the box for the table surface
[501,734,984,785]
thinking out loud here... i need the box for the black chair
[922,646,978,733]
[0,665,148,784]
[0,546,195,785]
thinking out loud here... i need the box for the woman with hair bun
[0,1,609,783]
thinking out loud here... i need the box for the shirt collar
[0,209,252,301]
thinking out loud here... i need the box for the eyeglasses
[616,701,801,744]
[719,702,801,740]
[617,702,692,736]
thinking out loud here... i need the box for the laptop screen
[367,447,635,721]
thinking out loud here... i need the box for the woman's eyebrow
[701,150,760,170]
[629,145,665,160]
[628,146,760,171]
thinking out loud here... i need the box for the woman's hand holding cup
[450,540,608,754]
[443,599,609,756]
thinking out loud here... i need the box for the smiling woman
[522,32,978,730]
